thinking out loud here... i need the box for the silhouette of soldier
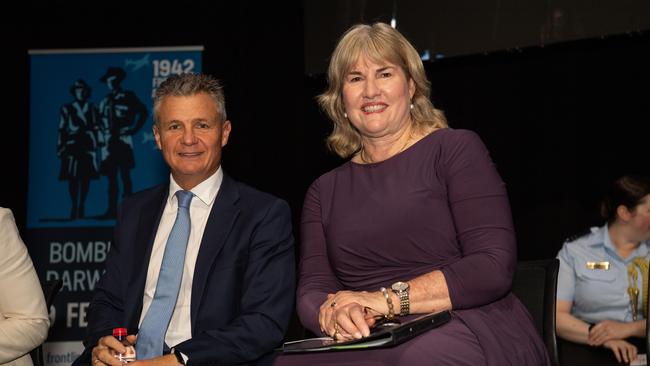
[57,79,101,219]
[98,67,148,218]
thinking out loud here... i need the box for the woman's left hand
[588,320,634,346]
[318,290,388,339]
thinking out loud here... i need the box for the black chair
[511,259,560,366]
[30,280,63,366]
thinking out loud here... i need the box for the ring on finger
[333,330,341,340]
[331,301,337,308]
[333,322,341,340]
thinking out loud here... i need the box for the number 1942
[153,59,196,77]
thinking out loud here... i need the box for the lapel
[190,173,241,329]
[125,185,168,330]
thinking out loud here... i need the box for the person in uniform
[57,79,101,219]
[98,67,148,218]
[557,175,650,364]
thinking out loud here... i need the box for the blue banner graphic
[26,46,203,366]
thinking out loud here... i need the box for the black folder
[279,310,451,353]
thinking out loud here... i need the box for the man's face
[153,92,231,190]
[106,76,119,90]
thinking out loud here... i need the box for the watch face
[391,281,409,292]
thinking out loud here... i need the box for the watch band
[391,282,410,316]
[397,289,409,316]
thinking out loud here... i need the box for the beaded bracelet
[380,287,395,319]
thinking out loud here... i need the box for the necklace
[359,133,413,164]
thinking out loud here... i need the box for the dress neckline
[349,128,448,168]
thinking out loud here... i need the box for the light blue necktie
[136,190,193,359]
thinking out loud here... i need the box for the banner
[26,46,203,366]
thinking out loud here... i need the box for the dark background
[2,0,649,339]
[304,0,650,74]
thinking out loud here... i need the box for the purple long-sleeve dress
[276,129,549,365]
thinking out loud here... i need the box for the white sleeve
[556,243,576,302]
[0,208,50,363]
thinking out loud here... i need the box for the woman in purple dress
[277,23,549,365]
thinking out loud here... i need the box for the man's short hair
[153,73,227,125]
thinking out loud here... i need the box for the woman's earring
[410,103,414,110]
[344,112,348,118]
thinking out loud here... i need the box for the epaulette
[564,227,598,244]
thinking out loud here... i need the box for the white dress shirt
[138,168,223,349]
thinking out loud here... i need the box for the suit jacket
[0,208,50,366]
[74,174,295,365]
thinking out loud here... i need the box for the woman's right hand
[602,339,637,364]
[331,301,374,341]
[318,291,386,339]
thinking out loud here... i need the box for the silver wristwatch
[391,281,410,316]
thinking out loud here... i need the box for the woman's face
[629,195,650,241]
[341,55,415,139]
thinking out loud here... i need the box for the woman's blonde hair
[318,23,448,158]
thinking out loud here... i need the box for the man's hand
[93,334,182,366]
[91,335,134,366]
[602,339,637,364]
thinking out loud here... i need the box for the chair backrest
[30,280,63,366]
[511,259,560,366]
[41,280,62,309]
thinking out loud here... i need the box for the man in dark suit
[73,73,295,366]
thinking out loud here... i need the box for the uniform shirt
[138,168,223,349]
[557,225,650,323]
